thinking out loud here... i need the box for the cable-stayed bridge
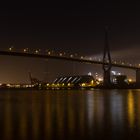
[0,48,140,87]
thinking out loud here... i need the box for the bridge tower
[103,27,112,87]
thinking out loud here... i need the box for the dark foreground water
[0,89,140,140]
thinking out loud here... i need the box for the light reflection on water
[0,90,140,140]
[127,91,135,129]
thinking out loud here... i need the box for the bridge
[1,28,140,87]
[0,50,139,70]
[0,48,140,87]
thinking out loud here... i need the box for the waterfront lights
[35,50,39,54]
[88,72,92,76]
[118,72,121,75]
[111,71,121,76]
[9,47,13,51]
[68,83,71,86]
[111,71,116,75]
[81,83,86,87]
[46,83,50,86]
[70,54,73,57]
[59,53,63,56]
[62,83,65,86]
[91,80,94,85]
[48,51,51,55]
[9,47,12,51]
[98,78,103,82]
[23,48,28,52]
[128,79,132,83]
[23,49,26,52]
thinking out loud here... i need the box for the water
[0,89,140,140]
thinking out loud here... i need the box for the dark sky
[0,1,140,83]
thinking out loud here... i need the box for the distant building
[112,75,128,85]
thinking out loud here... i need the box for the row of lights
[8,47,140,67]
[7,47,121,63]
[8,47,84,59]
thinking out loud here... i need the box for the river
[0,89,140,140]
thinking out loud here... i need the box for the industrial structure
[52,75,97,88]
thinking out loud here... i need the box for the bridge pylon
[102,27,112,87]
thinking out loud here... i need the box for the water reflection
[18,100,28,140]
[0,90,140,140]
[127,91,135,129]
[110,91,123,129]
[3,94,13,140]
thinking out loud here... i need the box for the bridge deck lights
[59,53,63,56]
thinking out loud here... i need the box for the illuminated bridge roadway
[0,50,140,70]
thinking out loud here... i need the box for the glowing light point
[88,72,92,76]
[35,50,39,54]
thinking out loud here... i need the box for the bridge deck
[0,50,139,70]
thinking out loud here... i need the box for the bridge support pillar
[103,69,111,87]
[136,69,140,87]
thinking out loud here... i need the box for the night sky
[0,1,140,83]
